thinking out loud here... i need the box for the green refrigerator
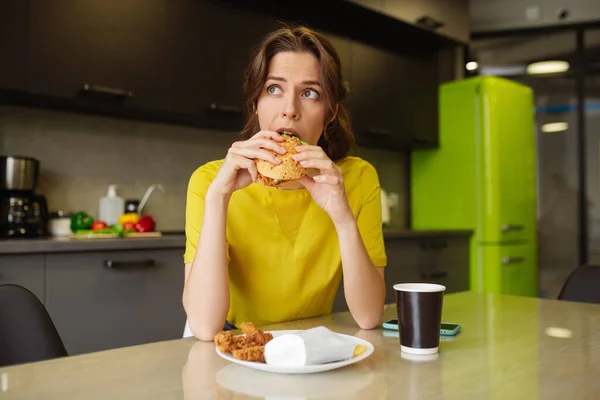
[411,76,538,297]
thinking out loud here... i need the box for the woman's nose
[282,98,299,120]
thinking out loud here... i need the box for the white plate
[215,330,375,374]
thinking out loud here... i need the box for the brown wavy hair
[241,26,356,161]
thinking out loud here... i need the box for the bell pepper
[92,221,108,231]
[71,212,94,232]
[135,215,156,233]
[118,213,139,226]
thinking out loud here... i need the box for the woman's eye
[302,89,320,99]
[267,85,282,95]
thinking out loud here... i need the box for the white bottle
[381,188,391,227]
[99,185,125,226]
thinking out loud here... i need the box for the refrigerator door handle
[501,224,524,232]
[502,257,525,265]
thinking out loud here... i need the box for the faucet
[137,184,166,216]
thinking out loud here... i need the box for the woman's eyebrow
[301,80,321,87]
[266,76,321,87]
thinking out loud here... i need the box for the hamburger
[256,133,307,187]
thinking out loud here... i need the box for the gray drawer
[45,249,186,355]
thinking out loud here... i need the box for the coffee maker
[0,156,49,238]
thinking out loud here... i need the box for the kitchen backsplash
[0,106,408,231]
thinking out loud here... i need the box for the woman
[183,26,387,341]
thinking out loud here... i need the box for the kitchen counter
[0,233,186,254]
[0,230,471,254]
[1,291,599,399]
[383,229,473,239]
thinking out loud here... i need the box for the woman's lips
[276,128,299,137]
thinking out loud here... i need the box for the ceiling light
[527,60,570,74]
[479,65,527,77]
[544,327,573,339]
[466,61,478,71]
[541,122,568,132]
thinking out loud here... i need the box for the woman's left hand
[293,145,354,226]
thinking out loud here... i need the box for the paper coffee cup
[393,283,446,355]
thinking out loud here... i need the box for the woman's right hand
[209,130,286,196]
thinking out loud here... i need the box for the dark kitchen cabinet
[321,32,353,106]
[322,33,352,80]
[348,40,439,149]
[28,0,170,111]
[168,0,279,125]
[348,42,399,140]
[381,0,470,44]
[45,249,186,355]
[0,0,443,149]
[348,0,383,13]
[392,52,439,147]
[0,0,28,91]
[0,255,45,303]
[414,237,470,294]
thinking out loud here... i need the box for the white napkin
[264,326,357,367]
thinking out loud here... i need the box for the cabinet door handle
[421,271,448,280]
[416,16,444,31]
[104,259,156,269]
[419,240,448,250]
[502,257,524,265]
[501,224,524,232]
[82,84,133,98]
[367,127,393,137]
[208,103,243,114]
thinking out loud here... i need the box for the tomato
[91,221,108,231]
[122,222,136,232]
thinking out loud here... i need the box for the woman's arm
[335,220,386,330]
[182,131,285,341]
[183,188,231,341]
[294,146,386,330]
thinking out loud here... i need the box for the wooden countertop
[3,291,597,399]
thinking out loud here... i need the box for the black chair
[557,264,600,304]
[0,284,68,367]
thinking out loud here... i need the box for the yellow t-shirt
[184,156,386,327]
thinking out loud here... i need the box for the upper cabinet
[28,0,170,111]
[0,0,458,149]
[349,0,383,12]
[348,42,399,139]
[168,0,279,126]
[392,52,440,147]
[345,40,439,149]
[381,0,470,44]
[0,0,28,91]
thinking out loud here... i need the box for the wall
[0,106,408,231]
[534,85,580,299]
[469,32,582,298]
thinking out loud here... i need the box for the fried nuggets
[214,322,273,363]
[232,345,266,363]
[214,331,245,353]
[240,322,273,346]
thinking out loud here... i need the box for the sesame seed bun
[256,134,306,187]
